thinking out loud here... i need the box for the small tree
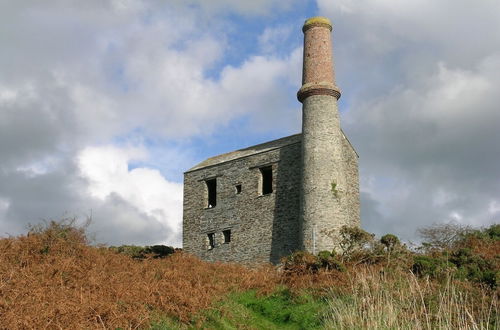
[381,234,400,252]
[339,226,374,261]
[380,234,400,265]
[418,222,470,252]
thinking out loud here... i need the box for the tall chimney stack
[298,17,347,254]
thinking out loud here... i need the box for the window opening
[206,178,217,208]
[223,230,231,243]
[260,166,273,195]
[207,233,215,249]
[235,184,242,194]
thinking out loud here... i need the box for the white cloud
[258,25,293,54]
[77,145,183,239]
[170,0,300,16]
[488,201,500,216]
[449,211,463,222]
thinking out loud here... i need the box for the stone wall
[183,139,302,264]
[342,132,361,231]
[182,132,359,264]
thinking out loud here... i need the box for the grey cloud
[86,193,178,246]
[0,83,75,169]
[0,161,178,246]
[170,0,301,16]
[0,1,303,245]
[318,0,500,239]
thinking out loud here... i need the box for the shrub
[317,250,346,272]
[339,226,374,260]
[413,223,499,288]
[282,251,321,273]
[144,245,175,258]
[418,222,470,252]
[412,255,455,279]
[450,248,497,288]
[380,234,400,252]
[485,224,500,239]
[110,245,146,259]
[282,251,346,274]
[110,244,175,259]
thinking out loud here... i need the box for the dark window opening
[206,178,217,208]
[223,230,231,243]
[235,184,242,194]
[207,233,215,249]
[260,166,273,195]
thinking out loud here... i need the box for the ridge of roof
[186,133,302,173]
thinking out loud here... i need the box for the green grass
[150,288,327,330]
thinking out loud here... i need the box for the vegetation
[325,268,497,329]
[0,220,497,329]
[109,244,177,259]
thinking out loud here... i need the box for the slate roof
[186,134,302,172]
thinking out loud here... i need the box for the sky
[1,0,499,247]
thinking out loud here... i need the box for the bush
[460,223,500,244]
[23,218,89,259]
[418,222,470,252]
[282,251,321,273]
[339,226,374,260]
[144,245,176,258]
[282,251,346,274]
[317,251,346,272]
[412,255,455,279]
[380,234,400,252]
[486,224,500,239]
[414,224,499,288]
[450,248,497,288]
[110,245,175,259]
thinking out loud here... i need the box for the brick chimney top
[303,16,332,32]
[297,16,341,102]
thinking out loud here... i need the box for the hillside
[0,221,498,329]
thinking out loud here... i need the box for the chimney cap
[303,16,332,32]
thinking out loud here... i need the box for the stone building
[183,17,360,264]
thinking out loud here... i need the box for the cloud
[5,0,497,249]
[77,145,183,242]
[170,0,300,16]
[77,146,182,246]
[0,1,304,245]
[318,0,500,240]
[0,145,183,246]
[258,25,294,54]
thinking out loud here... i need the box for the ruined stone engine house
[182,17,360,264]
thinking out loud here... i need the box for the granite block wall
[182,133,359,264]
[182,140,302,264]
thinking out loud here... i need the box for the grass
[150,271,498,330]
[325,268,498,329]
[151,289,327,329]
[0,220,497,329]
